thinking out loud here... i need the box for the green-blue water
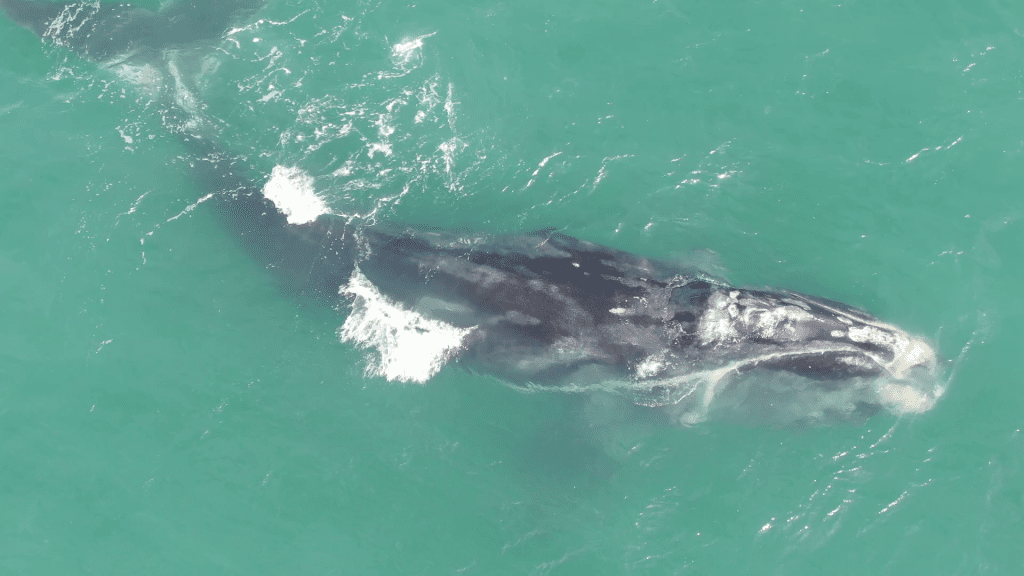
[1,0,1022,573]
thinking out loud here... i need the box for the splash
[338,269,475,383]
[261,165,328,225]
[390,32,436,72]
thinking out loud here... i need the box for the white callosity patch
[847,325,902,351]
[744,301,813,340]
[697,291,742,344]
[698,289,818,345]
[261,165,328,225]
[635,351,668,380]
[888,337,935,377]
[848,325,937,380]
[338,269,475,384]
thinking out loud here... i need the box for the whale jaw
[641,285,942,425]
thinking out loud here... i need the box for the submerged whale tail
[179,131,357,304]
[1,0,264,60]
[0,0,67,36]
[2,0,353,299]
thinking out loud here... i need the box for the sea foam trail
[338,268,476,383]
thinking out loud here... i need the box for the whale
[2,0,942,424]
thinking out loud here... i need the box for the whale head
[660,281,942,425]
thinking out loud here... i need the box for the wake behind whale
[2,0,944,425]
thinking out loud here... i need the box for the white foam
[109,61,165,100]
[873,380,941,414]
[338,269,475,383]
[261,165,327,225]
[635,352,668,379]
[391,33,436,69]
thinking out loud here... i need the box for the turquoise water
[1,0,1022,573]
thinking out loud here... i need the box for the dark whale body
[3,0,942,424]
[1,0,264,60]
[188,135,940,423]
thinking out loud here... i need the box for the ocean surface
[1,0,1022,574]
